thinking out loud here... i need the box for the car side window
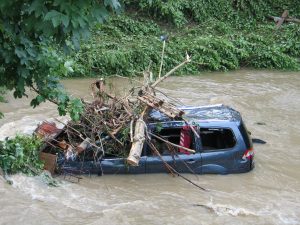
[147,126,196,156]
[200,128,236,152]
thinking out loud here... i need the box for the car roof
[148,104,242,123]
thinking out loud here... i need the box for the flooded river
[0,69,300,225]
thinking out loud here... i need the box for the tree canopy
[0,0,121,120]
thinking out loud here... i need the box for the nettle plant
[0,0,122,120]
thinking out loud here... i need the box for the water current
[0,69,299,225]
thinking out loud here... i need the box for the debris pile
[37,54,201,177]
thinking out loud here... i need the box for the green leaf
[64,60,74,73]
[44,10,69,28]
[104,0,121,10]
[61,14,69,27]
[69,98,84,121]
[77,17,86,28]
[15,47,27,59]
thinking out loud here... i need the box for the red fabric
[179,126,192,155]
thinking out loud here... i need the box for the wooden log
[269,15,300,24]
[276,10,289,28]
[76,138,91,154]
[286,17,300,23]
[127,118,146,166]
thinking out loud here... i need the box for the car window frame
[199,126,237,153]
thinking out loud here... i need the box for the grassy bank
[70,1,300,77]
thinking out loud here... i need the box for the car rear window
[238,121,252,149]
[200,128,236,151]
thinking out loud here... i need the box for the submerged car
[57,104,254,175]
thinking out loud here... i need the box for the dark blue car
[60,104,254,175]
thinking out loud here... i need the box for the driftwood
[147,140,206,191]
[126,117,146,166]
[269,15,300,24]
[37,51,202,183]
[158,40,166,79]
[268,10,300,28]
[151,53,191,88]
[127,106,148,166]
[276,10,289,28]
[138,91,185,118]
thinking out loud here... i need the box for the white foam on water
[10,174,109,213]
[203,200,257,217]
[199,197,300,225]
[196,197,259,217]
[0,116,69,140]
[0,117,40,140]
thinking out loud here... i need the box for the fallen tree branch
[147,140,207,191]
[268,15,300,24]
[182,118,200,139]
[149,132,196,153]
[151,53,191,88]
[30,85,59,106]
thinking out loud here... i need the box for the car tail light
[242,148,254,160]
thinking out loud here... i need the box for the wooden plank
[138,92,185,119]
[39,152,57,175]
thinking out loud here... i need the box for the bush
[0,135,44,175]
[70,15,299,77]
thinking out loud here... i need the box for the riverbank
[69,1,300,78]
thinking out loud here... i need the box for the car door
[199,126,238,174]
[172,134,202,173]
[145,154,176,173]
[145,135,202,174]
[172,152,202,173]
[100,156,146,174]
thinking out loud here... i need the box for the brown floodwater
[0,69,300,225]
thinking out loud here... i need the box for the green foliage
[126,0,300,27]
[0,87,7,118]
[72,15,300,77]
[0,0,121,120]
[0,87,7,103]
[155,122,163,133]
[0,0,299,121]
[0,135,43,175]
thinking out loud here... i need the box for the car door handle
[187,159,196,164]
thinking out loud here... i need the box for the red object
[179,126,192,154]
[35,121,60,138]
[242,148,254,160]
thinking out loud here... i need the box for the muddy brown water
[0,69,300,225]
